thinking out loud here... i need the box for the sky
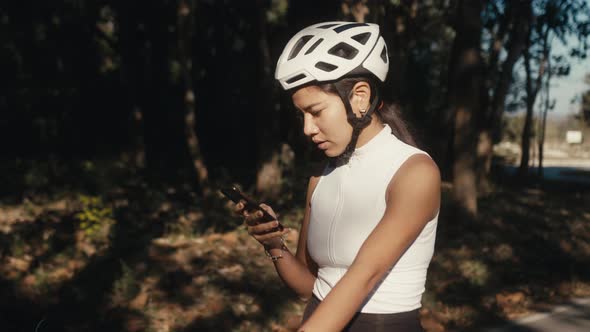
[505,34,588,122]
[548,40,590,120]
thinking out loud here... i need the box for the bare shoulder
[393,153,440,187]
[387,153,441,218]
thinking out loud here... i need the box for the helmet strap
[329,81,381,166]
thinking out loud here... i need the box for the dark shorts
[302,295,424,332]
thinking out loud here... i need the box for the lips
[311,137,329,150]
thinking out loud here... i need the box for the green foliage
[23,163,51,189]
[10,234,26,257]
[459,260,490,287]
[33,267,51,293]
[266,0,288,24]
[502,114,525,142]
[74,195,115,239]
[81,160,94,172]
[111,260,140,303]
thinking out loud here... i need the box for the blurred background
[1,1,589,331]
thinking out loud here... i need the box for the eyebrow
[300,102,323,111]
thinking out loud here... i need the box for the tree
[536,56,556,178]
[518,0,589,176]
[447,0,485,216]
[116,1,194,180]
[254,0,286,199]
[178,0,211,196]
[581,73,590,124]
[519,31,545,176]
[478,0,532,191]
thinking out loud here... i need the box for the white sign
[566,130,583,144]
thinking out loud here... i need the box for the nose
[303,114,319,137]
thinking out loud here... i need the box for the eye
[310,109,323,117]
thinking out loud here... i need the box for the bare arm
[299,154,441,331]
[246,175,321,300]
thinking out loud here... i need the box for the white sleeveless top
[307,124,438,313]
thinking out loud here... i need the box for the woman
[235,21,440,331]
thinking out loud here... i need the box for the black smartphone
[220,186,283,230]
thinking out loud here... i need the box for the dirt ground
[0,157,589,332]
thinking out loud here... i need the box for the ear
[350,81,371,118]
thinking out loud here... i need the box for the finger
[247,220,276,235]
[241,211,252,228]
[248,220,281,234]
[242,207,254,219]
[233,202,244,215]
[258,203,277,219]
[254,229,287,242]
[244,210,265,226]
[256,226,290,240]
[252,228,291,245]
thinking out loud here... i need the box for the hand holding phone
[220,186,284,231]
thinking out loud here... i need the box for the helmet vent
[317,23,338,29]
[315,61,338,72]
[286,73,307,84]
[380,45,388,63]
[288,35,313,60]
[328,42,359,60]
[334,22,368,33]
[305,38,324,55]
[351,32,371,45]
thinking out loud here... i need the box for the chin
[324,148,344,157]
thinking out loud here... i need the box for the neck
[355,117,384,148]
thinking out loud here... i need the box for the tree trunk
[453,107,479,215]
[132,108,146,168]
[519,50,545,177]
[476,130,493,193]
[178,0,210,196]
[538,48,552,178]
[448,0,484,217]
[489,1,531,129]
[341,0,370,22]
[287,0,341,31]
[519,26,547,177]
[519,48,534,176]
[254,0,284,199]
[117,2,191,179]
[116,3,146,169]
[478,0,531,191]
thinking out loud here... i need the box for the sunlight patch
[459,260,489,286]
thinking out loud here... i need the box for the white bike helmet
[275,22,390,164]
[275,21,389,90]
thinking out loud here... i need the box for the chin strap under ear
[330,81,381,166]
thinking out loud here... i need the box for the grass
[0,157,588,331]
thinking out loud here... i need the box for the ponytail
[319,77,419,148]
[375,102,419,148]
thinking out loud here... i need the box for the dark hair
[317,77,418,148]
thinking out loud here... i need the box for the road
[481,298,590,332]
[501,158,590,185]
[483,157,590,331]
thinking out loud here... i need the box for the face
[291,85,353,157]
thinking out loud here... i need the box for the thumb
[259,203,278,219]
